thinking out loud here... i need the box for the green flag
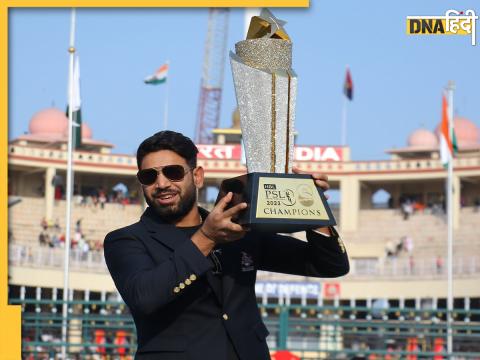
[66,56,82,149]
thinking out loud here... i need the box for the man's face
[140,150,203,223]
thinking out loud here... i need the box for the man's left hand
[292,166,330,198]
[292,166,332,236]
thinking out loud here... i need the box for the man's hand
[292,166,332,236]
[292,166,330,196]
[192,192,248,255]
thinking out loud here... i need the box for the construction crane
[194,8,229,145]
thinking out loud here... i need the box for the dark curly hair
[136,131,199,169]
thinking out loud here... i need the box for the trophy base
[216,172,336,233]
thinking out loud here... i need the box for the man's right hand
[192,192,248,256]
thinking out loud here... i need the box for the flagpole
[62,8,76,359]
[341,95,347,146]
[163,60,170,130]
[446,80,455,356]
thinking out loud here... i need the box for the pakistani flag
[144,63,168,85]
[66,55,82,149]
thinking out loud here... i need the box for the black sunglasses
[137,165,193,185]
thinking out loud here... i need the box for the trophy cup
[216,9,336,232]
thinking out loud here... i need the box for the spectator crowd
[38,217,103,254]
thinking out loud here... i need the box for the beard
[144,182,197,223]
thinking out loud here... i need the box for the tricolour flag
[343,68,353,101]
[439,94,458,167]
[144,63,168,85]
[66,55,82,149]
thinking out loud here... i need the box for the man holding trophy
[104,10,349,360]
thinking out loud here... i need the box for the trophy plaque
[216,9,336,233]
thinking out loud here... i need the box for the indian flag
[144,63,168,85]
[439,94,458,167]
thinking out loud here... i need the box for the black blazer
[104,207,349,360]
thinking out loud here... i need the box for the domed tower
[11,107,114,153]
[387,117,480,160]
[29,108,68,138]
[408,128,439,149]
[387,127,440,159]
[435,117,480,150]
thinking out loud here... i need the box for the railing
[9,299,480,359]
[10,243,480,280]
[9,144,137,170]
[347,256,480,279]
[9,244,107,273]
[9,143,480,175]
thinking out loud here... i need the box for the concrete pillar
[453,175,460,229]
[45,167,56,221]
[340,176,360,231]
[68,318,83,353]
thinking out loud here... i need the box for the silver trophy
[230,9,296,174]
[217,9,335,232]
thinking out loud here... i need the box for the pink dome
[435,117,479,147]
[62,122,93,139]
[29,108,68,136]
[81,123,92,139]
[407,128,438,147]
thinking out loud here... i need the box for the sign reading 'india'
[197,145,343,162]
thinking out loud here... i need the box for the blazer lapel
[140,207,224,304]
[140,206,212,251]
[140,207,188,250]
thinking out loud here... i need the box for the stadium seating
[9,197,480,279]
